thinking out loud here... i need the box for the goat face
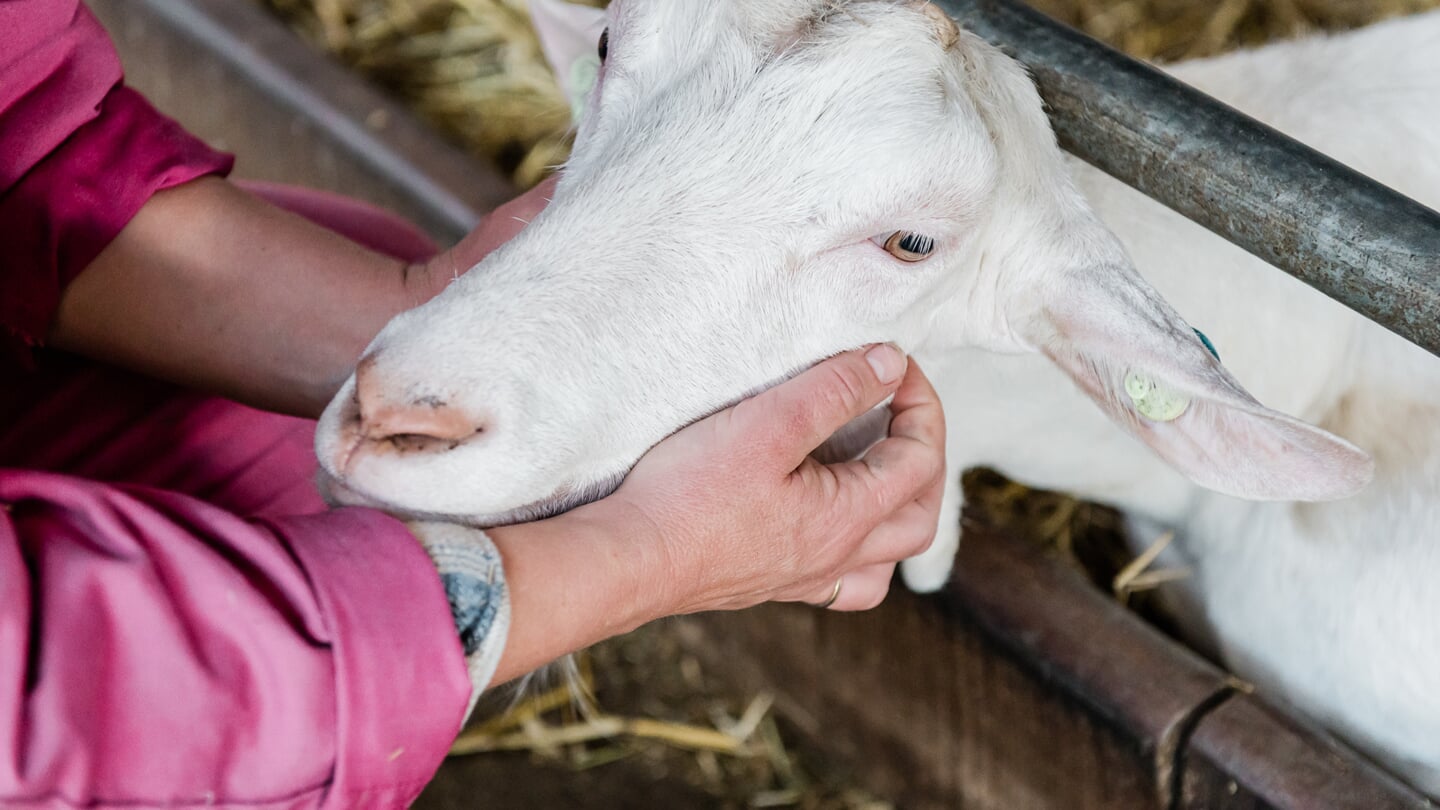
[315,0,1372,525]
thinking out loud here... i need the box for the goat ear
[951,29,1368,499]
[529,0,608,121]
[1026,264,1374,501]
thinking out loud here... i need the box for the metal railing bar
[936,0,1440,359]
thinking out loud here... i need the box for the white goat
[315,0,1440,792]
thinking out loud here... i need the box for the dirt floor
[420,626,896,809]
[255,0,1440,806]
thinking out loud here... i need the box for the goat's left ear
[1025,262,1374,501]
[946,28,1370,499]
[530,0,609,121]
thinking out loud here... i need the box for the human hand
[409,175,560,300]
[596,344,947,615]
[450,344,944,685]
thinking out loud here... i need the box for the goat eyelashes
[880,230,937,262]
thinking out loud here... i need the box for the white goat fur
[315,2,1440,791]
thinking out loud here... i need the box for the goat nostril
[381,430,483,454]
[359,404,488,452]
[353,355,487,452]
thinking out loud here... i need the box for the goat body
[921,16,1440,789]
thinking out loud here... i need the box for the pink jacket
[0,2,473,806]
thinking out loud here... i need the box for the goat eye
[882,231,937,262]
[598,28,609,63]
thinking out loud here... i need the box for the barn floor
[419,622,896,809]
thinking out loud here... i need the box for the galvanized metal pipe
[934,0,1440,358]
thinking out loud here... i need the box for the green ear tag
[568,55,601,121]
[1124,371,1191,422]
[1123,329,1216,422]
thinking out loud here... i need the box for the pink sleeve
[0,471,472,809]
[0,0,234,362]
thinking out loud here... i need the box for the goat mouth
[321,467,628,529]
[457,470,629,527]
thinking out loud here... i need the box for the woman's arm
[50,177,422,417]
[49,176,556,417]
[0,472,470,808]
[0,1,516,412]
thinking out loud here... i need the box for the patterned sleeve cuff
[406,522,512,723]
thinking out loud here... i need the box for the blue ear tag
[1124,327,1221,423]
[1193,327,1220,361]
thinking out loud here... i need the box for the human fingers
[794,562,896,612]
[824,360,946,519]
[861,359,949,549]
[731,344,908,473]
[823,429,943,533]
[433,176,561,285]
[791,463,940,613]
[850,497,941,567]
[478,174,560,247]
[880,359,949,528]
[885,358,945,452]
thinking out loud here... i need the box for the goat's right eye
[880,230,937,262]
[598,28,609,63]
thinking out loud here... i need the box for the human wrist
[481,504,669,683]
[563,499,676,629]
[406,521,511,719]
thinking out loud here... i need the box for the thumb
[448,175,560,268]
[739,344,908,472]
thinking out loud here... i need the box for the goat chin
[319,466,627,528]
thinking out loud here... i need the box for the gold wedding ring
[814,576,844,610]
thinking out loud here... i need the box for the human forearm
[49,177,431,417]
[0,472,468,806]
